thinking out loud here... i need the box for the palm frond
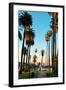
[18,11,32,26]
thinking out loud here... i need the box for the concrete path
[34,70,46,78]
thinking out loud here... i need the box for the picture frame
[9,3,65,87]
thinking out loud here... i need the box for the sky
[18,10,58,65]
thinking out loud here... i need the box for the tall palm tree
[41,50,44,66]
[26,40,34,64]
[45,33,49,66]
[47,31,52,69]
[48,12,58,75]
[49,12,58,57]
[25,28,35,64]
[22,47,26,71]
[25,28,35,75]
[19,11,32,73]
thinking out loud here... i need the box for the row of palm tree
[48,12,58,76]
[48,12,58,57]
[18,11,35,73]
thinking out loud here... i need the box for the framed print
[9,3,65,87]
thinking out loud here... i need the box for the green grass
[46,72,54,77]
[19,69,54,79]
[42,69,54,77]
[19,70,38,79]
[19,72,30,79]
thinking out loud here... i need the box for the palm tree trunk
[47,41,49,66]
[46,41,48,65]
[27,45,31,64]
[54,33,56,56]
[27,45,29,64]
[28,45,31,77]
[34,62,35,70]
[51,36,53,65]
[29,46,31,64]
[52,14,56,75]
[49,40,50,71]
[26,48,28,69]
[23,54,25,71]
[28,45,30,77]
[26,56,27,71]
[20,29,25,74]
[41,56,43,66]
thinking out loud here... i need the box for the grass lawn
[42,69,54,77]
[19,70,38,79]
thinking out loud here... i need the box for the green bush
[46,72,53,77]
[19,70,38,79]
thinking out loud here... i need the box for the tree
[19,11,32,27]
[25,28,35,65]
[45,33,49,66]
[48,12,58,57]
[33,55,37,70]
[19,11,32,73]
[25,28,35,75]
[22,47,27,71]
[48,12,58,75]
[35,49,38,53]
[41,50,44,66]
[47,31,52,69]
[37,62,41,67]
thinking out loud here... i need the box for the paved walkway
[34,70,46,78]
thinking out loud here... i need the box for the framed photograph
[9,3,65,87]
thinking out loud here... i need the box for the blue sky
[18,11,58,63]
[29,11,52,51]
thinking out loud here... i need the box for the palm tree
[35,49,37,53]
[45,33,49,66]
[25,28,35,75]
[38,62,41,67]
[33,55,37,70]
[48,12,58,57]
[50,14,58,55]
[47,31,52,69]
[48,12,58,75]
[19,11,32,73]
[41,50,44,66]
[25,28,35,64]
[26,40,34,64]
[22,47,26,71]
